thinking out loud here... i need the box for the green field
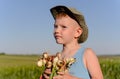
[99,55,120,79]
[0,54,120,79]
[0,55,41,79]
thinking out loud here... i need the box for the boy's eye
[62,26,67,28]
[54,25,58,28]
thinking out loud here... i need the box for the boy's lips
[54,35,62,39]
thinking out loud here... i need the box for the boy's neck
[61,43,81,58]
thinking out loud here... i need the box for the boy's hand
[53,71,80,79]
[53,71,70,79]
[43,68,51,79]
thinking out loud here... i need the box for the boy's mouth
[54,35,62,39]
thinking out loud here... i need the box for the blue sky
[0,0,120,55]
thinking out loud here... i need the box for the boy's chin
[56,41,63,44]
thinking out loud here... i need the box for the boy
[43,5,103,79]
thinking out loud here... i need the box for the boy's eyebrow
[54,24,58,27]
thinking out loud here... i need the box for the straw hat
[50,5,88,43]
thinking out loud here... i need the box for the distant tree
[0,52,6,55]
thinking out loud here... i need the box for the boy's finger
[57,71,65,75]
[44,69,51,74]
[53,75,63,79]
[43,74,50,79]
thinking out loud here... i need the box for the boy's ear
[75,27,83,38]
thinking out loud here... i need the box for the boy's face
[53,15,82,45]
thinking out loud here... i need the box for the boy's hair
[55,12,67,18]
[50,5,88,43]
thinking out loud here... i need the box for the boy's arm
[84,48,103,79]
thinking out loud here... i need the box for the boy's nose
[54,27,61,33]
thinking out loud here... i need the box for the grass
[98,55,120,79]
[0,55,41,79]
[0,55,39,67]
[0,54,120,79]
